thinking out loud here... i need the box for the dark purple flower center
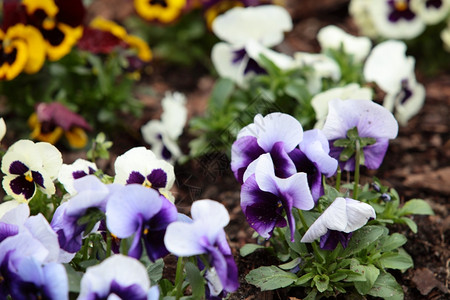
[426,0,442,8]
[319,230,353,250]
[90,279,147,300]
[149,0,168,8]
[126,169,167,189]
[232,48,266,75]
[397,79,413,104]
[8,161,45,199]
[387,0,416,23]
[72,167,96,180]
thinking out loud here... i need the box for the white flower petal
[164,221,205,257]
[301,197,348,242]
[343,198,376,232]
[245,40,294,70]
[212,5,292,47]
[211,42,248,86]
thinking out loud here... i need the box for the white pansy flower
[364,40,416,94]
[349,0,379,38]
[211,5,293,86]
[368,0,425,39]
[411,0,450,24]
[1,140,62,202]
[141,91,187,164]
[317,25,372,62]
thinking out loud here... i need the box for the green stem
[174,257,185,300]
[335,166,342,192]
[106,232,112,258]
[298,210,324,264]
[353,140,361,200]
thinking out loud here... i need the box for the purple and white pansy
[164,199,239,295]
[106,184,177,261]
[78,254,159,300]
[1,139,62,202]
[232,112,338,240]
[114,146,175,201]
[322,98,399,171]
[51,175,122,254]
[241,153,314,241]
[211,5,293,86]
[301,197,376,250]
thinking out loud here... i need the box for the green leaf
[284,227,308,255]
[398,199,434,216]
[209,78,234,111]
[185,262,205,299]
[144,258,164,285]
[295,272,315,286]
[397,217,418,233]
[245,266,297,291]
[367,272,404,300]
[278,257,302,270]
[379,249,413,271]
[351,263,380,295]
[343,226,386,257]
[240,244,265,257]
[63,264,82,293]
[380,233,407,252]
[313,274,330,293]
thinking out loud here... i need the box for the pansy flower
[322,99,398,171]
[317,25,372,63]
[289,129,338,202]
[301,197,376,250]
[134,0,187,23]
[368,0,425,39]
[364,40,425,125]
[211,5,293,86]
[164,199,239,294]
[349,0,379,38]
[57,158,97,195]
[78,254,159,300]
[78,17,152,63]
[1,139,62,202]
[231,112,303,184]
[0,230,68,299]
[114,147,175,200]
[0,23,46,80]
[21,0,86,61]
[241,153,314,241]
[411,0,450,25]
[51,175,121,253]
[106,184,177,261]
[28,102,92,149]
[141,91,187,163]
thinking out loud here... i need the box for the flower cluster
[231,101,392,247]
[0,120,238,299]
[1,0,86,80]
[233,98,432,298]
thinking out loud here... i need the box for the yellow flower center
[42,17,56,30]
[395,0,408,11]
[143,228,149,235]
[143,179,152,188]
[25,171,33,182]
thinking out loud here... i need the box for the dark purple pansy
[387,0,415,22]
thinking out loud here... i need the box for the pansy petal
[164,221,205,256]
[245,40,294,70]
[35,142,63,179]
[25,214,60,263]
[191,199,230,229]
[240,175,286,239]
[231,135,265,184]
[212,5,292,47]
[343,198,376,232]
[106,185,162,238]
[211,42,248,86]
[300,129,338,177]
[301,197,347,242]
